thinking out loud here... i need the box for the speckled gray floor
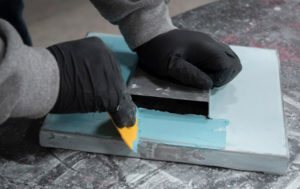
[1,0,300,188]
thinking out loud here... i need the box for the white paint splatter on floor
[283,95,300,110]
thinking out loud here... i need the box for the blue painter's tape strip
[131,108,140,153]
[133,108,228,152]
[86,32,138,83]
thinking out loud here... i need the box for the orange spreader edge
[109,114,138,151]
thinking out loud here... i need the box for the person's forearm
[0,19,59,124]
[90,0,176,49]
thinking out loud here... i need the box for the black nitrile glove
[47,37,136,128]
[135,29,242,89]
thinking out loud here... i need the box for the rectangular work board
[40,33,289,174]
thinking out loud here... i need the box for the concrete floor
[1,0,300,188]
[23,0,215,47]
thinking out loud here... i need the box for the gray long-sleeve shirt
[90,0,175,49]
[0,0,175,124]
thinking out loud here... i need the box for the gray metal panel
[128,67,209,115]
[128,67,209,102]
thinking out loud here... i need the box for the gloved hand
[135,29,242,89]
[47,37,136,128]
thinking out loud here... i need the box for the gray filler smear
[128,67,209,116]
